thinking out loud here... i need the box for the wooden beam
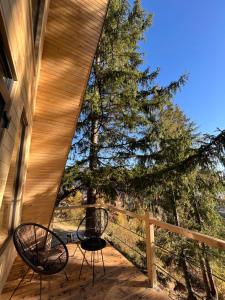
[145,212,156,288]
[149,217,225,250]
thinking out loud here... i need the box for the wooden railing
[53,203,225,290]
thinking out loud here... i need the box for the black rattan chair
[77,208,108,285]
[10,223,69,299]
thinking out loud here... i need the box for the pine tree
[66,0,190,206]
[131,101,225,299]
[70,0,153,203]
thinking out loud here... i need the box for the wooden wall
[0,0,50,292]
[0,0,108,292]
[22,0,109,225]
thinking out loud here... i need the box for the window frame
[0,11,17,85]
[30,0,45,61]
[0,10,17,142]
[10,111,27,232]
[0,110,27,253]
[0,76,11,141]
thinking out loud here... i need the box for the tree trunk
[198,251,212,297]
[171,188,197,300]
[192,201,218,299]
[179,251,198,300]
[86,116,99,232]
[202,244,218,300]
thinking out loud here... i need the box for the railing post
[145,211,156,288]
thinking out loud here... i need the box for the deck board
[1,244,169,300]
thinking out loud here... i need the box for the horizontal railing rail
[55,204,225,250]
[106,205,225,250]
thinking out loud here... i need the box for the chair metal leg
[9,267,29,300]
[78,244,89,265]
[29,271,34,282]
[101,249,105,274]
[92,251,95,286]
[70,244,78,257]
[79,250,86,279]
[64,270,69,281]
[40,274,42,300]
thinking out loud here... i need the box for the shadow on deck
[1,243,169,300]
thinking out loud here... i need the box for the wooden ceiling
[22,0,109,225]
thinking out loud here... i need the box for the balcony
[1,204,225,300]
[1,245,169,300]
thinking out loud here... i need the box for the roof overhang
[22,0,109,225]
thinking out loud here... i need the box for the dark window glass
[11,116,26,231]
[0,93,10,131]
[0,33,12,87]
[0,95,5,121]
[32,0,42,40]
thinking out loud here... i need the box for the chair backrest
[77,208,108,241]
[13,223,68,275]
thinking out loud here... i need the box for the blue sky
[139,0,225,134]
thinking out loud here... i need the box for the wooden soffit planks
[22,0,109,224]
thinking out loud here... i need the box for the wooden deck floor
[1,244,169,300]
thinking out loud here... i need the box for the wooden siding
[0,0,50,292]
[22,0,109,225]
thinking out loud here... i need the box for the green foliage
[61,0,225,239]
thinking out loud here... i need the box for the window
[0,84,11,141]
[0,93,10,132]
[0,33,13,87]
[0,13,16,139]
[32,0,42,39]
[0,94,5,126]
[0,13,16,88]
[0,114,26,248]
[31,0,44,51]
[0,10,24,251]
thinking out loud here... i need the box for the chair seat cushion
[81,237,106,251]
